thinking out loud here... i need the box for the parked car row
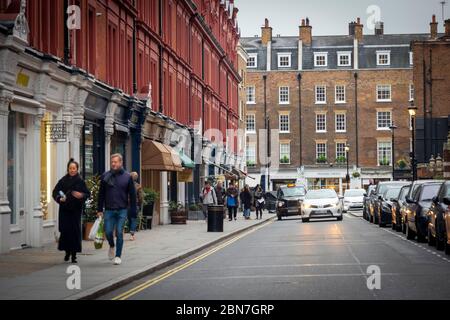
[363,180,450,255]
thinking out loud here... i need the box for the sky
[236,0,449,37]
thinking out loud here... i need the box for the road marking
[111,220,273,300]
[360,216,450,265]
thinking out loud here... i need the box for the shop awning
[142,140,183,172]
[179,151,195,169]
[235,167,256,181]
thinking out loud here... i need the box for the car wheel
[302,218,310,223]
[406,222,416,240]
[337,215,343,221]
[436,232,445,251]
[428,228,436,247]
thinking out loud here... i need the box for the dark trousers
[256,206,263,218]
[228,206,237,220]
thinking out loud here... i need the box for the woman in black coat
[239,185,253,220]
[52,159,90,263]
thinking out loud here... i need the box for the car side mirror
[364,193,367,197]
[432,196,439,204]
[378,195,383,201]
[390,198,397,202]
[443,197,450,206]
[406,196,415,204]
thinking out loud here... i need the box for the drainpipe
[63,0,70,65]
[159,0,164,113]
[354,72,359,168]
[132,16,137,94]
[297,73,302,167]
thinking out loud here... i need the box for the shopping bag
[94,219,104,250]
[89,217,102,241]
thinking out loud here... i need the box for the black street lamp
[389,123,398,181]
[345,144,350,190]
[408,103,418,181]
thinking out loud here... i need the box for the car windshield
[420,184,441,202]
[377,184,390,195]
[344,190,365,197]
[399,187,410,201]
[305,189,337,200]
[281,187,306,197]
[384,188,401,200]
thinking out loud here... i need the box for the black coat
[52,174,90,253]
[240,190,253,210]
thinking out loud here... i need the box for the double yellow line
[112,220,273,300]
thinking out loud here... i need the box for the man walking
[200,181,217,220]
[97,154,137,265]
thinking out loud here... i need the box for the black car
[405,182,442,242]
[276,185,307,220]
[427,181,450,250]
[391,185,411,232]
[375,183,409,227]
[264,191,278,213]
[363,185,376,221]
[370,181,410,224]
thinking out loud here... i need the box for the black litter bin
[207,205,224,232]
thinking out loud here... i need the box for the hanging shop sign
[45,121,68,142]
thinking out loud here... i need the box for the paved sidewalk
[0,213,275,300]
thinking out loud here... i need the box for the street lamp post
[408,103,418,181]
[345,145,350,190]
[389,123,398,181]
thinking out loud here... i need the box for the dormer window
[278,53,291,68]
[377,50,391,66]
[314,52,328,67]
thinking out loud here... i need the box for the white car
[301,189,343,222]
[343,189,366,212]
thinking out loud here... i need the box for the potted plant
[188,203,203,220]
[396,158,408,169]
[336,156,347,164]
[379,158,390,166]
[246,160,256,167]
[352,171,361,179]
[169,201,187,225]
[141,188,159,230]
[316,156,327,164]
[280,155,290,164]
[83,175,101,240]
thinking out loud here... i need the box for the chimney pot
[299,17,312,46]
[432,14,436,23]
[265,18,269,28]
[301,19,305,27]
[357,17,361,24]
[430,14,439,39]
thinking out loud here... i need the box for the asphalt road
[99,213,450,300]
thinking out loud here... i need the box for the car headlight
[278,201,285,208]
[303,203,311,209]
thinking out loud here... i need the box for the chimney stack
[445,18,450,37]
[430,14,438,39]
[261,18,272,46]
[375,21,384,35]
[349,17,363,41]
[299,17,312,46]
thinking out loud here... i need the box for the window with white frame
[335,85,346,103]
[279,114,290,133]
[280,143,291,164]
[377,141,392,166]
[335,113,346,132]
[377,85,392,102]
[336,142,347,161]
[279,86,290,104]
[409,52,413,65]
[246,145,256,167]
[377,51,391,66]
[278,53,291,68]
[246,114,256,133]
[315,85,326,104]
[409,84,414,101]
[337,52,351,66]
[246,86,256,104]
[377,111,392,130]
[247,54,257,68]
[316,113,327,132]
[314,52,328,67]
[316,143,327,161]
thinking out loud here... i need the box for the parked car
[400,180,441,234]
[363,185,376,221]
[405,181,442,242]
[264,191,278,213]
[276,184,307,220]
[375,183,409,227]
[371,182,411,224]
[301,189,343,223]
[343,189,366,212]
[391,184,411,232]
[444,197,450,255]
[427,181,450,252]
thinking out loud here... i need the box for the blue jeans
[105,209,128,258]
[128,208,138,235]
[244,208,251,218]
